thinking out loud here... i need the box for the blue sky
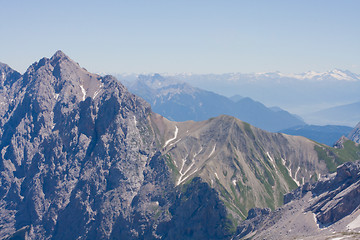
[1,0,360,74]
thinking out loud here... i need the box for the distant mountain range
[117,70,360,126]
[125,74,305,132]
[279,125,353,146]
[305,101,360,127]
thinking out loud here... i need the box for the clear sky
[1,0,360,74]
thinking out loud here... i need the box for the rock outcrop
[348,122,360,144]
[235,161,360,240]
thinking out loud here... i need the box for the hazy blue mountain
[229,94,244,102]
[117,70,360,126]
[279,125,353,146]
[125,74,305,132]
[305,101,360,127]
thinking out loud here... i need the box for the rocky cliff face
[348,122,360,144]
[235,160,360,240]
[1,52,359,240]
[0,51,157,239]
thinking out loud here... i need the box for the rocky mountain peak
[0,51,155,239]
[0,62,21,85]
[49,50,79,69]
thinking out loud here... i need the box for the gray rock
[348,122,360,144]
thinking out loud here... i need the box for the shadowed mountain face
[1,52,359,240]
[126,74,305,132]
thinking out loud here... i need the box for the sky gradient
[1,0,360,74]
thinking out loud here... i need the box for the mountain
[0,51,160,239]
[229,94,244,102]
[125,74,305,132]
[1,52,360,239]
[234,160,360,240]
[279,125,353,146]
[305,101,360,127]
[154,114,360,224]
[119,70,360,124]
[348,122,360,144]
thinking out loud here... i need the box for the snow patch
[133,116,137,126]
[54,93,59,100]
[347,213,360,230]
[164,126,178,147]
[232,179,237,186]
[215,173,219,179]
[80,85,86,101]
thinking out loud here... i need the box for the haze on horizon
[1,0,360,75]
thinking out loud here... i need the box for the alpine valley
[1,52,360,240]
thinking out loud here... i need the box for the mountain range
[125,74,305,132]
[125,73,354,146]
[305,101,360,127]
[118,70,360,126]
[279,125,353,146]
[0,52,359,239]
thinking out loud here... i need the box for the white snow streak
[169,139,181,147]
[80,85,86,101]
[215,173,219,179]
[293,167,301,186]
[313,213,320,229]
[266,152,274,163]
[54,93,59,100]
[176,147,203,186]
[208,144,216,158]
[232,179,237,186]
[164,126,178,147]
[282,158,300,186]
[93,89,101,99]
[133,116,137,126]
